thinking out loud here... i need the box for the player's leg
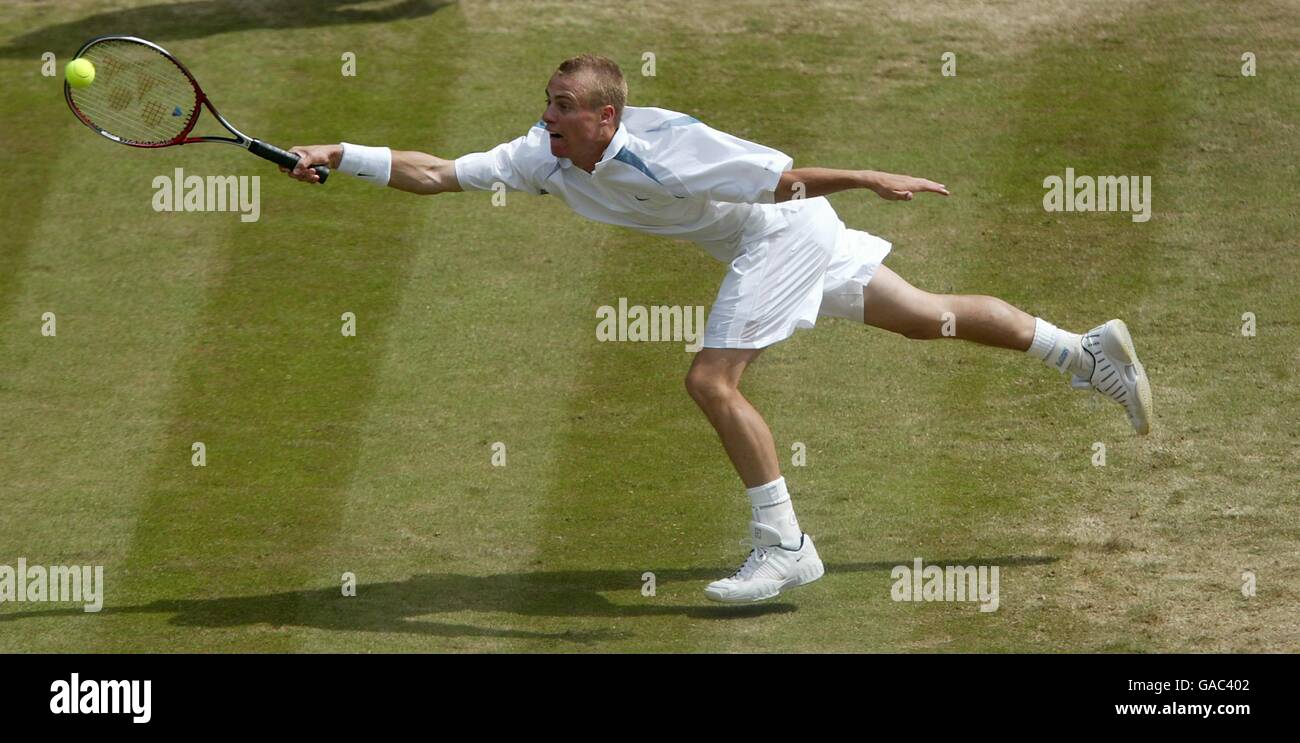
[686,347,824,602]
[684,347,779,488]
[860,264,1152,434]
[860,264,1035,349]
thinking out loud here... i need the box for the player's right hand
[283,144,341,184]
[870,172,949,201]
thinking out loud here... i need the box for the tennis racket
[64,35,328,183]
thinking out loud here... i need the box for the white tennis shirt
[453,106,794,261]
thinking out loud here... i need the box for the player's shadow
[0,555,1056,645]
[0,0,453,58]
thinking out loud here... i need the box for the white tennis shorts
[702,197,891,349]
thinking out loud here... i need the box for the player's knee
[684,369,735,408]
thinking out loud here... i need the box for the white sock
[747,477,802,549]
[1027,318,1087,376]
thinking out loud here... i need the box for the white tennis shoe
[1072,319,1153,435]
[704,522,824,603]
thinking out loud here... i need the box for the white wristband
[338,142,392,187]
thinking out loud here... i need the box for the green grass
[0,0,1296,652]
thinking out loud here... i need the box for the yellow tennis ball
[65,58,95,89]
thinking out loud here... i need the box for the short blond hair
[555,54,627,122]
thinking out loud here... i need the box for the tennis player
[284,54,1152,603]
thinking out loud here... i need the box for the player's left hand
[870,172,949,201]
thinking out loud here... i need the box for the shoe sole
[1103,319,1153,435]
[704,555,826,604]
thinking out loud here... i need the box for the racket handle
[249,139,330,184]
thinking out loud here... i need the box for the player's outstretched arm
[283,143,462,194]
[387,150,462,194]
[775,168,948,202]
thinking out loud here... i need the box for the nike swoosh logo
[634,196,649,201]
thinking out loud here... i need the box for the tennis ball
[65,58,95,89]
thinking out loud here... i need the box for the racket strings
[86,47,194,120]
[73,67,192,142]
[81,48,196,138]
[68,40,199,145]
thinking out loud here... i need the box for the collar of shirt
[563,122,627,175]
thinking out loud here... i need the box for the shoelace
[728,540,770,580]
